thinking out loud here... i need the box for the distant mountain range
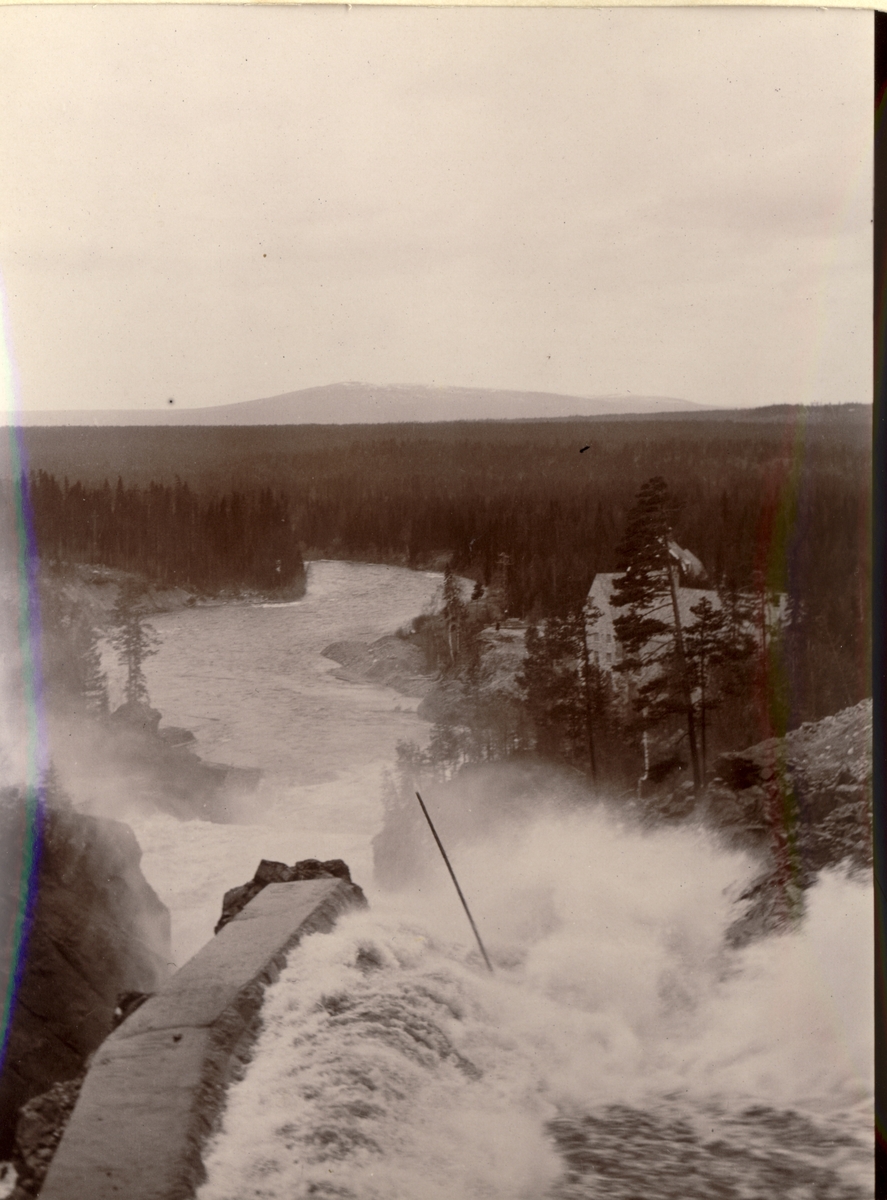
[9,383,707,426]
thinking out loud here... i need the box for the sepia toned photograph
[0,6,874,1198]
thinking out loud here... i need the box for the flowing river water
[116,561,871,1200]
[126,560,443,964]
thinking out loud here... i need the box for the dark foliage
[109,580,159,708]
[36,572,108,717]
[610,476,676,664]
[611,476,703,789]
[518,609,615,783]
[27,473,306,595]
[20,407,870,726]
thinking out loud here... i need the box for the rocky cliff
[707,700,872,870]
[703,700,872,943]
[0,785,170,1156]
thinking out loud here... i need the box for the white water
[112,561,871,1197]
[197,855,872,1200]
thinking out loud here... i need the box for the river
[124,560,444,965]
[117,561,871,1199]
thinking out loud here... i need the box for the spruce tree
[518,606,600,781]
[683,596,726,778]
[71,611,109,717]
[441,564,467,669]
[35,571,109,717]
[611,477,702,791]
[109,580,159,709]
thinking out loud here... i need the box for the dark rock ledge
[0,787,170,1161]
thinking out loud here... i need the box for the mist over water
[87,561,870,1195]
[197,814,872,1200]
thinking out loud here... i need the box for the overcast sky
[0,6,872,414]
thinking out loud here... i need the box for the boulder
[215,858,364,933]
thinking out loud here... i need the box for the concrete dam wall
[38,875,366,1200]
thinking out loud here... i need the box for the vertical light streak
[0,281,46,1072]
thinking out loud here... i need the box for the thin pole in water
[415,792,494,973]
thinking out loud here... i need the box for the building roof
[668,540,706,584]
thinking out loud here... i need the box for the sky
[0,6,873,415]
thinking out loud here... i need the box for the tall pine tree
[611,477,702,791]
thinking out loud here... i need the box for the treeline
[375,494,872,896]
[377,475,866,890]
[397,536,763,795]
[20,407,870,723]
[27,473,306,595]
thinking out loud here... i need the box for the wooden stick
[415,792,493,973]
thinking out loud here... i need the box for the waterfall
[198,810,872,1200]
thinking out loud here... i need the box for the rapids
[111,561,870,1198]
[195,818,872,1200]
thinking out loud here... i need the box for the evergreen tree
[109,580,159,708]
[717,585,760,730]
[24,407,870,732]
[36,571,109,716]
[519,607,600,781]
[611,477,702,791]
[683,596,727,778]
[441,563,467,669]
[577,603,601,784]
[71,609,109,717]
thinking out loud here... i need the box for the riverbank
[321,633,435,699]
[49,702,262,826]
[51,563,305,621]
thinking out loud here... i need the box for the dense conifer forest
[20,404,870,726]
[27,475,305,595]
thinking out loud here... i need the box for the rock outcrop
[706,699,872,872]
[0,786,171,1157]
[215,858,365,933]
[9,1076,84,1198]
[60,701,262,824]
[322,635,434,698]
[702,701,872,945]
